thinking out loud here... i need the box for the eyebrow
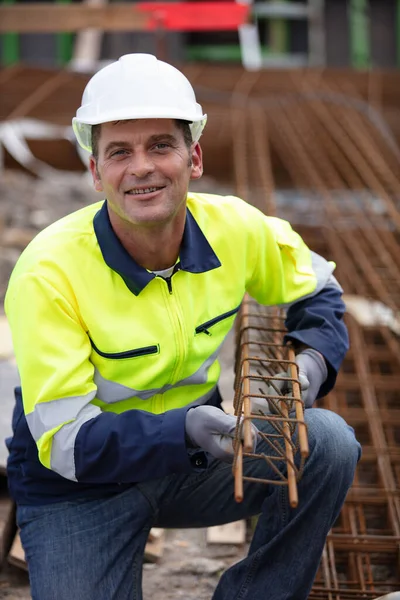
[103,134,179,156]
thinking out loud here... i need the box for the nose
[127,150,155,178]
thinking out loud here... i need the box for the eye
[154,143,170,150]
[110,149,128,157]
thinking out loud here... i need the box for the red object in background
[137,2,249,31]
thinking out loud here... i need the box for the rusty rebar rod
[233,299,309,507]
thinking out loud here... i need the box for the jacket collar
[93,200,221,296]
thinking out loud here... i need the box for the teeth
[129,187,158,195]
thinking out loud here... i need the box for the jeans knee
[304,408,361,478]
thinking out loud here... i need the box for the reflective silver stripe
[281,251,343,308]
[95,344,223,404]
[25,391,100,481]
[49,385,217,481]
[93,372,138,403]
[25,375,219,481]
[51,403,102,481]
[25,391,97,442]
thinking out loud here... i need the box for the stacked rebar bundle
[232,299,309,507]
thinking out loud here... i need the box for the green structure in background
[187,0,290,64]
[268,0,289,55]
[56,0,74,66]
[2,0,19,66]
[349,0,370,69]
[187,45,242,62]
[186,1,312,66]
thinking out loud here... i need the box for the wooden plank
[0,491,15,566]
[144,529,165,562]
[0,4,149,33]
[206,520,246,545]
[8,530,27,571]
[147,527,164,542]
[0,2,249,33]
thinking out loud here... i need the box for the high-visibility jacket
[5,193,348,504]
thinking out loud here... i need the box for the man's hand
[251,349,328,415]
[293,349,327,407]
[185,405,259,461]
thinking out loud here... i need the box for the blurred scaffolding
[1,1,400,69]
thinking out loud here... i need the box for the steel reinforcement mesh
[220,68,400,598]
[234,306,400,598]
[311,318,400,598]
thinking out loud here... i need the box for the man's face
[89,119,203,228]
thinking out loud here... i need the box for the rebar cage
[232,295,309,507]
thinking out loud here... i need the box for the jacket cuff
[161,407,208,473]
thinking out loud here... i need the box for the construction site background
[1,1,400,599]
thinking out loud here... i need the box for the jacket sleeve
[244,209,348,396]
[5,273,201,484]
[283,285,349,397]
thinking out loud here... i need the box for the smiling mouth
[125,186,164,195]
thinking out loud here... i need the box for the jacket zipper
[165,276,173,294]
[195,305,241,336]
[156,263,180,295]
[159,276,187,391]
[90,338,159,359]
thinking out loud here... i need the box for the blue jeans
[17,408,361,600]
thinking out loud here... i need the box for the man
[5,54,360,600]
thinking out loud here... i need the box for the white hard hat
[72,53,207,153]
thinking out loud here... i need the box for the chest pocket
[90,337,159,359]
[195,305,241,336]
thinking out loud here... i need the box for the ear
[89,156,103,192]
[189,143,203,181]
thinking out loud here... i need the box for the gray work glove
[290,349,328,407]
[251,349,328,415]
[185,405,259,462]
